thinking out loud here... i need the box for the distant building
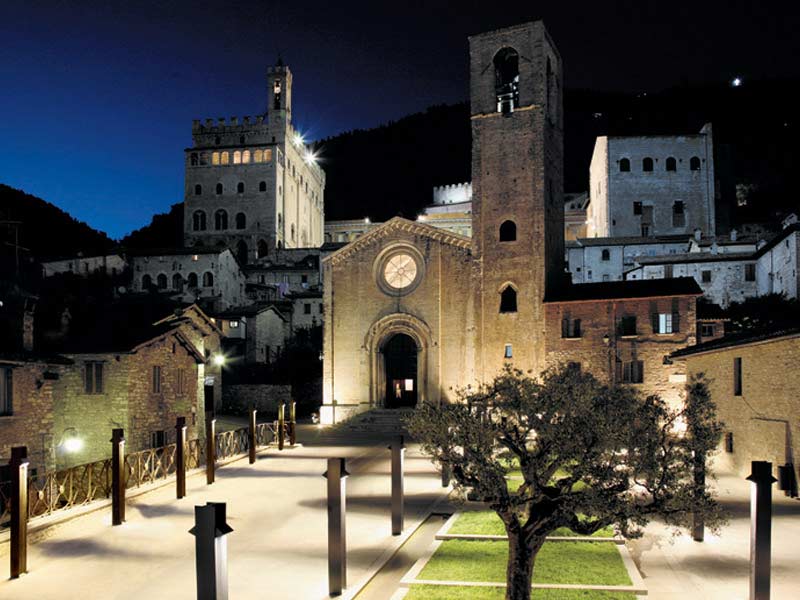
[129,247,246,311]
[587,124,716,239]
[210,304,289,364]
[41,254,127,278]
[183,60,325,263]
[564,192,589,241]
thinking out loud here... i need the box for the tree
[406,364,725,600]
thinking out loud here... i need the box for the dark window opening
[259,181,267,192]
[499,286,517,313]
[643,157,654,172]
[194,184,202,196]
[156,274,167,289]
[601,249,610,261]
[499,220,517,242]
[633,201,642,216]
[690,156,701,171]
[235,212,246,230]
[151,430,166,449]
[190,153,199,166]
[733,357,742,396]
[618,315,637,336]
[237,182,245,194]
[666,157,677,171]
[620,360,644,384]
[725,432,734,453]
[192,210,207,231]
[215,209,228,230]
[304,303,311,315]
[702,270,712,283]
[745,264,756,282]
[203,272,214,287]
[700,323,715,338]
[84,362,104,394]
[215,183,223,195]
[619,158,630,172]
[673,201,686,227]
[0,368,13,415]
[187,273,198,288]
[561,318,582,338]
[152,365,162,394]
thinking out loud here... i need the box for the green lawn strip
[404,585,637,599]
[449,511,614,538]
[418,540,631,586]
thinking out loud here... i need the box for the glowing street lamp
[212,353,226,367]
[303,149,319,165]
[61,428,83,453]
[731,76,743,88]
[293,132,306,147]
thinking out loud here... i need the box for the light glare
[213,353,226,366]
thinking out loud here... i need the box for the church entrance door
[383,333,417,408]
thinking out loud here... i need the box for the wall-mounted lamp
[59,427,83,453]
[602,334,610,346]
[212,353,226,367]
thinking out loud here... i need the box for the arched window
[202,272,214,287]
[214,209,228,230]
[221,151,230,165]
[258,239,269,258]
[190,153,198,166]
[264,149,273,162]
[690,156,701,171]
[499,220,517,242]
[156,274,167,290]
[619,158,630,172]
[493,47,520,114]
[237,182,244,194]
[172,273,183,290]
[216,183,223,195]
[212,152,220,165]
[242,150,250,163]
[187,273,198,288]
[500,285,517,313]
[142,274,152,289]
[192,210,206,231]
[601,249,610,261]
[194,184,202,196]
[666,157,677,171]
[235,212,246,229]
[235,240,248,264]
[254,149,263,163]
[642,157,654,172]
[233,150,241,164]
[259,181,267,192]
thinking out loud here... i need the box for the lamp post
[747,461,777,600]
[111,429,125,525]
[324,458,349,596]
[9,446,28,578]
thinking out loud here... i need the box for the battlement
[432,182,473,205]
[192,115,268,132]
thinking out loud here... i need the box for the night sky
[2,1,799,239]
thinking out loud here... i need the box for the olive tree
[406,364,724,600]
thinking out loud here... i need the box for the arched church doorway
[383,333,418,408]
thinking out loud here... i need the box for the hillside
[119,202,184,249]
[0,184,115,279]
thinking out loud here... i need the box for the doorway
[383,333,418,408]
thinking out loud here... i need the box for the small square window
[701,270,712,283]
[504,344,513,359]
[229,320,239,328]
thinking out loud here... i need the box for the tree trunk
[505,530,538,600]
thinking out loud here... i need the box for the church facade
[321,21,700,424]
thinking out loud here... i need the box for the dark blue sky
[2,1,799,239]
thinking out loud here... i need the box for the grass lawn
[418,540,631,586]
[404,587,637,600]
[449,511,615,538]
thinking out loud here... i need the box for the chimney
[22,301,35,352]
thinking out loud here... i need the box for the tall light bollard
[176,417,187,499]
[277,403,285,451]
[248,408,257,464]
[747,461,777,600]
[324,457,349,596]
[111,429,125,525]
[189,502,234,600]
[289,401,297,446]
[390,435,405,535]
[206,412,216,485]
[10,446,29,579]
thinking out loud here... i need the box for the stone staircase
[339,408,415,434]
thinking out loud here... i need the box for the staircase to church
[339,408,415,435]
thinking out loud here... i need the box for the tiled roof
[544,277,702,302]
[671,327,800,358]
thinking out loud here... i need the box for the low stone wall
[221,384,292,416]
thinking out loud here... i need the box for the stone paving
[0,425,447,599]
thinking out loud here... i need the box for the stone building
[563,192,589,241]
[183,61,325,262]
[129,247,246,311]
[321,21,702,423]
[41,253,127,278]
[672,328,800,489]
[754,221,799,299]
[210,304,289,364]
[587,124,716,239]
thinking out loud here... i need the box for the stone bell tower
[469,21,564,381]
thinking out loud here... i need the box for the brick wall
[221,384,291,414]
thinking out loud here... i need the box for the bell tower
[469,21,564,381]
[267,60,292,137]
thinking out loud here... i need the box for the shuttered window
[0,368,12,415]
[733,357,742,396]
[84,362,104,394]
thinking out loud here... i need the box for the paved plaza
[1,425,799,599]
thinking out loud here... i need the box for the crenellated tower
[470,21,565,381]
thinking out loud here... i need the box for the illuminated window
[264,148,273,162]
[666,157,677,171]
[242,150,251,163]
[619,158,630,172]
[499,220,516,242]
[221,151,230,165]
[233,150,242,164]
[212,152,220,165]
[254,149,263,163]
[229,320,239,328]
[690,156,701,171]
[499,285,517,313]
[504,344,513,359]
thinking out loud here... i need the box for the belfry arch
[364,313,432,409]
